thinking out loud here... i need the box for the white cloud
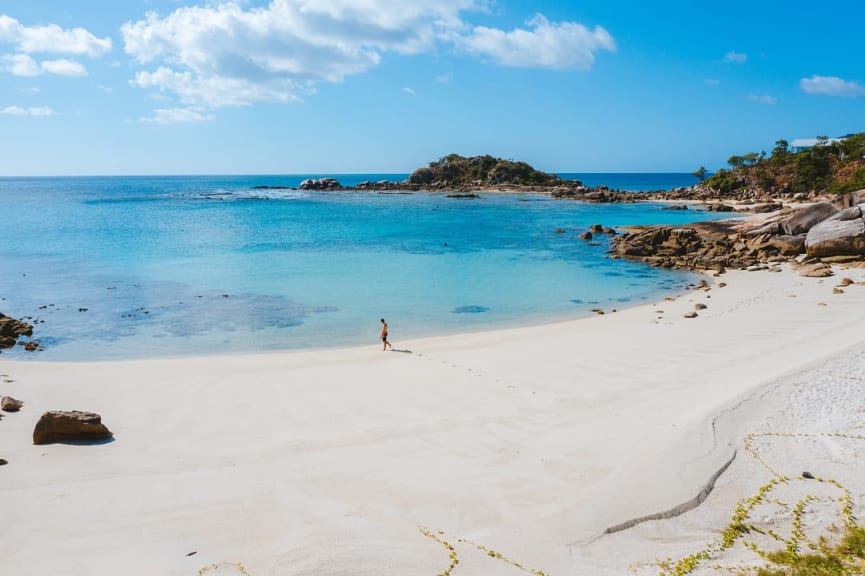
[436,73,451,84]
[459,14,616,70]
[402,86,416,96]
[1,105,54,116]
[122,1,614,115]
[3,53,41,76]
[40,58,87,77]
[724,51,747,64]
[800,75,865,98]
[2,53,89,77]
[142,107,215,124]
[747,94,777,105]
[704,78,720,86]
[0,14,111,57]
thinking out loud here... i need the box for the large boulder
[805,204,865,258]
[781,202,839,236]
[33,411,113,445]
[766,234,806,256]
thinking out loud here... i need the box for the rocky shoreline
[607,191,865,275]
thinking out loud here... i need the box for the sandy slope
[1,264,864,576]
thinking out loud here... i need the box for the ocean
[0,174,725,360]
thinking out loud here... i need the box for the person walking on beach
[380,318,392,350]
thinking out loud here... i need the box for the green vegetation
[408,154,566,187]
[703,133,865,196]
[655,431,865,576]
[752,525,865,575]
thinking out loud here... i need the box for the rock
[781,202,839,236]
[798,263,833,278]
[684,311,698,319]
[766,234,806,256]
[833,287,845,294]
[0,313,34,350]
[805,204,865,258]
[695,303,707,310]
[0,458,7,466]
[1,396,23,412]
[838,277,855,287]
[707,204,734,212]
[554,228,566,234]
[299,178,342,191]
[802,471,815,479]
[33,411,113,445]
[579,231,593,240]
[663,204,688,210]
[590,224,604,233]
[603,227,617,235]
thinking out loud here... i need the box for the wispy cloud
[402,86,416,96]
[122,2,615,118]
[723,51,747,64]
[141,107,215,125]
[436,73,451,85]
[1,105,54,116]
[459,14,616,70]
[2,53,89,77]
[800,75,865,98]
[2,54,41,76]
[747,94,777,105]
[0,14,111,57]
[704,78,720,86]
[40,58,88,77]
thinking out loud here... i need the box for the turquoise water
[0,175,726,360]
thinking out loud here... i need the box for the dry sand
[1,264,864,575]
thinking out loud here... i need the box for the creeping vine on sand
[197,561,251,575]
[419,527,552,576]
[649,431,865,576]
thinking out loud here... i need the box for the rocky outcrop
[610,195,865,272]
[1,396,23,412]
[33,411,113,445]
[805,203,865,258]
[299,178,343,191]
[0,313,34,351]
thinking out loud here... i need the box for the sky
[0,0,863,176]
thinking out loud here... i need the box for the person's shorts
[382,336,388,342]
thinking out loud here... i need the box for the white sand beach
[2,264,865,575]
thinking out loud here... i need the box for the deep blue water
[0,175,726,360]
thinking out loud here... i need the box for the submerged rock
[452,306,490,314]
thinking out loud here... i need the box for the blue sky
[0,0,863,175]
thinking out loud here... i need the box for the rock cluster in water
[0,313,35,352]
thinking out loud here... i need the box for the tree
[727,155,745,168]
[693,166,707,181]
[772,139,789,157]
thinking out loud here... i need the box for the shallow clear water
[0,175,727,360]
